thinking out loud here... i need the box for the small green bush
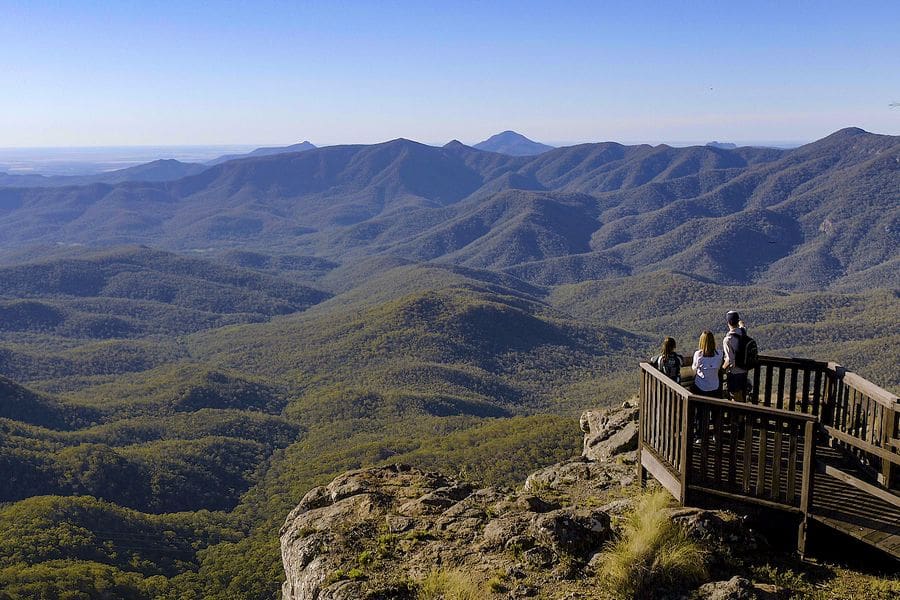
[597,491,707,599]
[357,549,375,567]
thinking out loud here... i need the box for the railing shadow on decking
[638,355,900,559]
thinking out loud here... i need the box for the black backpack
[655,353,682,382]
[734,329,759,370]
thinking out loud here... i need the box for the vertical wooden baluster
[801,369,811,414]
[652,377,657,446]
[776,367,787,410]
[669,389,677,468]
[752,365,761,405]
[680,396,691,504]
[764,364,774,407]
[638,370,646,486]
[865,396,877,447]
[653,379,660,452]
[882,407,897,488]
[662,385,675,466]
[658,380,664,452]
[756,414,768,497]
[772,419,783,501]
[812,369,823,420]
[798,420,815,557]
[788,368,798,412]
[699,406,710,484]
[659,385,667,461]
[728,408,739,487]
[822,371,834,427]
[674,390,680,467]
[787,421,798,504]
[836,381,847,436]
[743,412,753,494]
[714,407,724,484]
[677,394,685,473]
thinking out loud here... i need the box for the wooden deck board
[809,441,900,559]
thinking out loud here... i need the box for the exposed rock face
[579,401,638,462]
[280,464,612,600]
[280,402,770,599]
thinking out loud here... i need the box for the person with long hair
[691,330,723,397]
[653,336,683,383]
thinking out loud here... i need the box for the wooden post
[881,407,896,488]
[638,370,646,488]
[798,420,816,557]
[679,395,691,505]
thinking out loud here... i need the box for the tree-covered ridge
[0,128,896,289]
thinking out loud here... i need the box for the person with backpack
[691,330,723,397]
[653,337,683,383]
[723,310,758,402]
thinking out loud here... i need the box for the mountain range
[0,127,896,290]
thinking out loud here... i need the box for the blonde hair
[698,330,716,357]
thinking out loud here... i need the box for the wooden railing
[639,355,900,557]
[639,363,817,511]
[750,356,831,417]
[639,364,690,501]
[687,396,816,512]
[825,368,899,488]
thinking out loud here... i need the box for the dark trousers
[689,383,720,439]
[726,372,748,402]
[689,383,721,398]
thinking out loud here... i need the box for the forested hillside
[0,128,897,598]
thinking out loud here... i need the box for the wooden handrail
[841,371,899,409]
[757,355,830,369]
[639,362,690,398]
[823,426,900,466]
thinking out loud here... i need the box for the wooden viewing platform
[637,355,900,560]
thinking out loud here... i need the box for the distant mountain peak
[824,126,869,139]
[706,141,737,150]
[473,131,554,156]
[207,141,317,165]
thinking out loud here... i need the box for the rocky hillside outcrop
[279,403,771,599]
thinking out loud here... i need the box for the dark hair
[726,311,741,327]
[660,336,676,358]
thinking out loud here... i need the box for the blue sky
[2,1,898,147]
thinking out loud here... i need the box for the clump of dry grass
[417,568,483,600]
[597,491,707,599]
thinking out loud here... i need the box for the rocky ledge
[280,403,770,599]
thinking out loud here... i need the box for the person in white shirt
[691,330,723,397]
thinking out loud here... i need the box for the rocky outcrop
[279,463,615,600]
[280,403,770,599]
[579,400,638,462]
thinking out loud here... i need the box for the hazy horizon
[0,131,821,176]
[3,1,898,147]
